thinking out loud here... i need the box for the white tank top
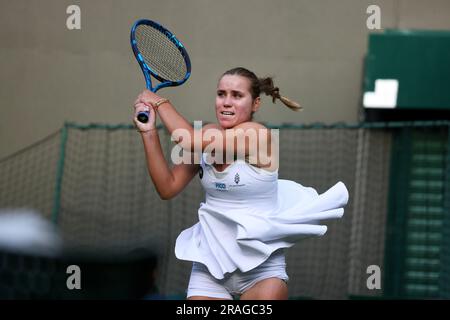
[198,153,279,212]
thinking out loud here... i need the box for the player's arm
[137,90,276,169]
[140,129,199,200]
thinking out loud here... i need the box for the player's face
[216,75,260,129]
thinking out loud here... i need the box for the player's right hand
[133,101,156,133]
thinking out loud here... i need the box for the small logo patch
[215,182,226,190]
[234,173,240,184]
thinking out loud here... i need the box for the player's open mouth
[221,111,235,116]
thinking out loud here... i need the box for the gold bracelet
[153,98,170,110]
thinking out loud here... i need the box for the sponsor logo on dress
[212,173,245,191]
[215,182,227,190]
[229,171,245,189]
[234,173,240,184]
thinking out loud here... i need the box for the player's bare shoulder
[234,122,271,143]
[234,121,267,131]
[201,122,223,131]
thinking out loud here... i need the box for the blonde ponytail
[259,77,302,111]
[222,67,302,111]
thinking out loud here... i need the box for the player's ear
[252,97,261,113]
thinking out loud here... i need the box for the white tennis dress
[175,153,349,280]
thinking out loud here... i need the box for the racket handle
[137,111,149,123]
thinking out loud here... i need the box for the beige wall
[1,0,450,158]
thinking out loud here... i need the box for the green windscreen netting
[0,122,449,299]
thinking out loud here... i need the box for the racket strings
[135,25,188,82]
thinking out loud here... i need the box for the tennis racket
[130,19,191,123]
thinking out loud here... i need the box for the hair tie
[271,87,280,103]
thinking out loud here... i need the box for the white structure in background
[0,209,62,257]
[363,79,399,109]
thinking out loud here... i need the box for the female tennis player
[133,67,349,300]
